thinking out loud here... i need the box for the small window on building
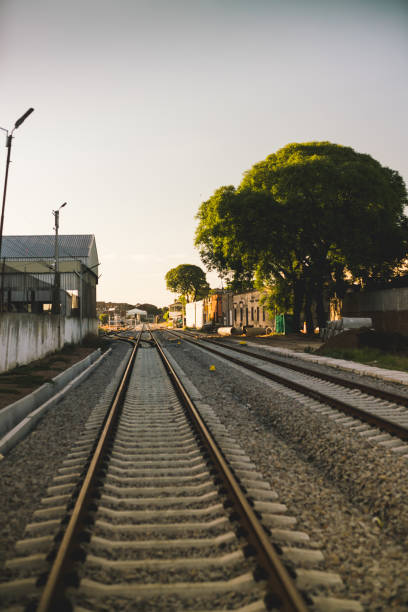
[263,307,266,321]
[240,307,243,322]
[234,308,237,322]
[257,307,259,321]
[251,307,254,321]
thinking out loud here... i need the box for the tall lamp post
[52,202,67,315]
[0,108,34,312]
[0,108,34,259]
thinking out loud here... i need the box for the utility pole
[52,202,67,315]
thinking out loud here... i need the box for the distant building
[126,307,148,326]
[97,302,134,325]
[232,290,274,331]
[185,289,275,332]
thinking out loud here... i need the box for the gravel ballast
[206,335,408,398]
[2,331,408,609]
[163,335,408,610]
[0,340,131,572]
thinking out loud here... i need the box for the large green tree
[195,186,266,292]
[99,313,109,325]
[196,142,408,332]
[136,303,161,316]
[165,264,210,302]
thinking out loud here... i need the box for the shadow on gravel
[0,335,112,410]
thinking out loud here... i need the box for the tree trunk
[52,271,61,315]
[292,278,304,333]
[315,285,327,330]
[304,289,314,335]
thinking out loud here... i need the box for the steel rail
[167,330,408,442]
[37,332,141,612]
[151,329,308,612]
[180,329,408,407]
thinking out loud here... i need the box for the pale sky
[1,0,407,307]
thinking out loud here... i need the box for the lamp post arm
[14,108,34,130]
[0,134,13,259]
[0,108,34,263]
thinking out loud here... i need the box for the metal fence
[0,264,96,317]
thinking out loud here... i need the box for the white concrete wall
[186,301,204,329]
[64,316,98,344]
[0,314,98,373]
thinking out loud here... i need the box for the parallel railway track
[166,329,408,449]
[179,330,408,406]
[1,328,359,610]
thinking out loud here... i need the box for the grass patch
[317,346,408,372]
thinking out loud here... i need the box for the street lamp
[0,108,34,259]
[52,202,67,315]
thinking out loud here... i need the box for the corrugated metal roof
[0,235,95,259]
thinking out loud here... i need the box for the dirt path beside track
[0,345,101,411]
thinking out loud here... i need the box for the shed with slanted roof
[0,234,99,316]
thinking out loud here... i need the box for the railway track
[0,327,361,611]
[180,330,408,406]
[166,329,408,455]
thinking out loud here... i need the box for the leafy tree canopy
[136,303,161,315]
[195,186,272,292]
[195,142,408,331]
[165,264,210,302]
[241,142,408,284]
